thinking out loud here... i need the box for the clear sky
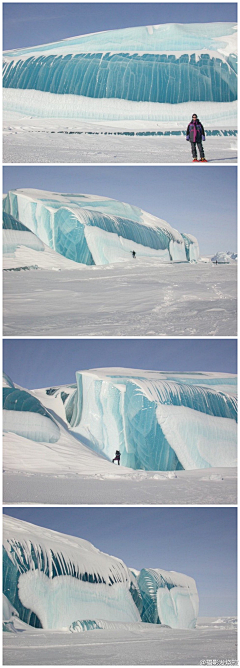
[3,166,237,254]
[3,3,237,50]
[3,507,237,616]
[3,339,237,389]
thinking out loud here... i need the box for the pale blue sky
[3,3,237,50]
[3,508,237,616]
[3,166,237,254]
[3,339,237,389]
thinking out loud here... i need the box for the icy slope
[3,23,237,122]
[35,368,237,471]
[3,515,199,630]
[3,188,199,266]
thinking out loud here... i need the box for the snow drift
[3,189,199,266]
[3,515,199,631]
[3,23,237,122]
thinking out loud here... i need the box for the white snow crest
[3,515,130,586]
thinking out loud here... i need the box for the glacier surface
[34,368,237,471]
[3,188,199,266]
[3,23,237,122]
[3,515,199,631]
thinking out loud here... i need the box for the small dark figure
[112,450,121,465]
[186,114,207,162]
[132,251,136,258]
[216,260,218,265]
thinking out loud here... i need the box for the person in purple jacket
[112,450,121,465]
[186,114,207,162]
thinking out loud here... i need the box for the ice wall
[3,375,60,443]
[38,368,237,471]
[3,515,199,631]
[3,24,237,120]
[138,569,198,628]
[3,188,197,266]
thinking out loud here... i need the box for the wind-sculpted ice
[3,189,199,266]
[3,515,199,631]
[37,368,237,471]
[3,23,237,122]
[3,372,60,443]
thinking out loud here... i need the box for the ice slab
[35,368,237,471]
[3,515,199,631]
[3,24,237,120]
[3,188,199,266]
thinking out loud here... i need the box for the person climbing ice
[186,114,207,162]
[132,250,136,258]
[112,450,121,465]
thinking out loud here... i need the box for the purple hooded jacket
[186,118,205,142]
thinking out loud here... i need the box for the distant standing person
[186,114,207,162]
[132,251,136,258]
[112,450,121,465]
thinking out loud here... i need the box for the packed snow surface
[3,255,237,336]
[3,617,237,665]
[3,515,198,632]
[3,189,199,266]
[3,23,237,124]
[3,113,237,164]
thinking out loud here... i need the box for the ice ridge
[3,189,199,266]
[3,24,237,106]
[3,515,199,630]
[35,368,237,471]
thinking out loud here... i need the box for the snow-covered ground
[3,466,237,505]
[3,258,237,336]
[3,617,237,665]
[3,113,237,163]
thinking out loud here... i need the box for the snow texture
[3,515,198,631]
[3,23,237,122]
[3,619,237,665]
[3,259,237,336]
[34,368,237,472]
[3,189,199,266]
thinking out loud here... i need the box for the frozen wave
[3,188,199,266]
[35,367,237,471]
[3,515,199,630]
[3,23,237,122]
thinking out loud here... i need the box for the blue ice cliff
[39,368,237,471]
[3,189,199,266]
[3,515,199,631]
[2,23,237,123]
[3,367,236,472]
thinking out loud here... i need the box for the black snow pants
[190,141,205,160]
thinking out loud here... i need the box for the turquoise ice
[3,23,237,106]
[3,515,199,631]
[3,373,60,443]
[42,368,237,471]
[3,189,199,265]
